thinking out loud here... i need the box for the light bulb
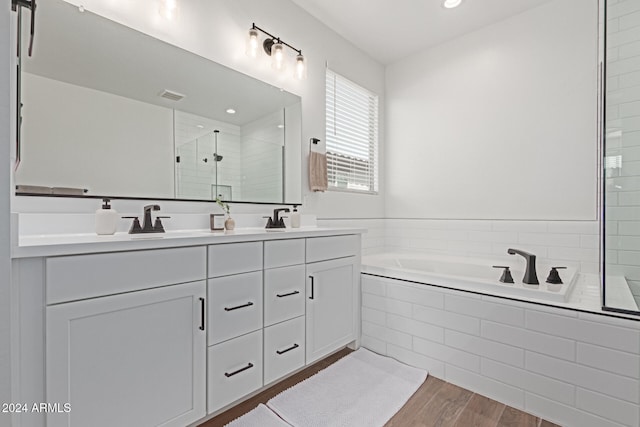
[294,54,307,80]
[159,0,178,20]
[443,0,462,8]
[272,42,285,71]
[246,28,259,58]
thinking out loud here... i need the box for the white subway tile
[445,294,525,327]
[362,307,386,326]
[362,277,386,296]
[467,231,518,243]
[362,321,412,350]
[525,393,625,427]
[386,283,445,309]
[386,313,444,343]
[525,351,639,403]
[445,365,524,410]
[413,305,480,335]
[577,342,640,379]
[577,311,640,330]
[387,344,445,378]
[413,337,480,372]
[576,388,639,427]
[445,330,524,368]
[362,293,412,317]
[491,221,547,233]
[518,233,581,248]
[481,359,574,406]
[546,247,599,263]
[547,222,599,235]
[525,310,640,353]
[361,334,387,356]
[580,234,600,249]
[481,320,575,361]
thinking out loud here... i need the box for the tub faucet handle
[492,265,514,284]
[546,266,567,285]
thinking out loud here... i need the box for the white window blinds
[326,69,379,193]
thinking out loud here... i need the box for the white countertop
[14,227,366,258]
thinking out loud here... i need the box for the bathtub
[361,252,578,303]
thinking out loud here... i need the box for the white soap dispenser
[290,204,301,228]
[95,198,118,235]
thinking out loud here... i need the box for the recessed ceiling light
[196,124,204,129]
[443,0,462,9]
[226,108,236,114]
[277,124,284,129]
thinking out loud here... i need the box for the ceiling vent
[158,89,185,101]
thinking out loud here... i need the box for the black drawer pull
[199,297,205,331]
[224,302,254,312]
[276,290,300,298]
[309,276,315,300]
[276,343,299,355]
[224,363,254,378]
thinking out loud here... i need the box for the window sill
[326,187,379,196]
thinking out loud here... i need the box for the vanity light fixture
[443,0,462,8]
[246,23,307,80]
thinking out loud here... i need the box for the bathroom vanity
[11,228,362,427]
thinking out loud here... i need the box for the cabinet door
[305,257,357,364]
[46,281,207,427]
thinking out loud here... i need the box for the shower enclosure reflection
[175,111,284,202]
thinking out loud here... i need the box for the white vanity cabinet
[12,229,362,427]
[305,235,360,364]
[44,247,207,427]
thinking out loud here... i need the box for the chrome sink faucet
[507,248,539,285]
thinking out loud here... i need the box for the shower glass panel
[175,132,217,200]
[604,0,640,313]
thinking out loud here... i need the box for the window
[325,69,379,193]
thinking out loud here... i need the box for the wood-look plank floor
[199,349,562,427]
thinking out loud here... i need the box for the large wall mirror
[15,0,302,204]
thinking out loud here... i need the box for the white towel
[309,151,328,192]
[267,348,427,427]
[225,404,291,427]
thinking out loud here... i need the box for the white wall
[43,0,386,220]
[18,73,175,198]
[1,3,14,427]
[385,0,598,220]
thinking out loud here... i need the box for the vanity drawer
[207,271,262,345]
[264,317,305,385]
[264,239,305,269]
[208,242,262,278]
[264,265,305,327]
[46,247,206,304]
[207,330,263,414]
[306,235,359,263]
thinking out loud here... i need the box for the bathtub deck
[201,348,561,427]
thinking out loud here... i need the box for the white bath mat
[224,404,291,427]
[267,348,427,427]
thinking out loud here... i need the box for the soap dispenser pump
[95,198,118,235]
[291,205,301,228]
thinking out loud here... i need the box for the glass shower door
[603,0,640,314]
